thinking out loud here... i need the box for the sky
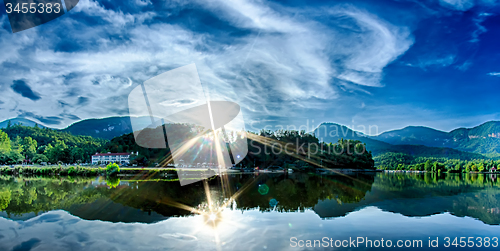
[0,0,499,135]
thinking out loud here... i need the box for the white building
[91,152,135,165]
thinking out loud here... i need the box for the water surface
[0,173,499,250]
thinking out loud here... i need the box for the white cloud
[439,0,499,11]
[456,60,472,71]
[0,0,414,128]
[330,8,413,87]
[487,72,500,76]
[469,12,494,43]
[439,0,475,11]
[406,54,456,69]
[134,0,152,7]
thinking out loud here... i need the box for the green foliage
[0,165,107,176]
[1,124,107,164]
[376,152,500,173]
[424,160,432,172]
[102,126,375,170]
[68,166,77,176]
[242,131,375,170]
[0,130,11,154]
[106,163,120,176]
[106,177,121,188]
[314,123,488,159]
[32,154,48,164]
[22,136,37,160]
[8,151,24,164]
[0,188,11,210]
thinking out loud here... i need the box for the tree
[471,165,477,172]
[8,151,24,164]
[0,130,11,154]
[106,163,120,176]
[477,163,485,172]
[44,141,70,163]
[32,154,48,164]
[71,148,85,164]
[424,160,432,172]
[433,162,445,173]
[22,136,37,161]
[44,144,55,163]
[465,165,471,173]
[11,136,23,154]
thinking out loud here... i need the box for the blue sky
[0,0,499,135]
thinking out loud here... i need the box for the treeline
[375,152,499,173]
[102,127,375,170]
[239,129,375,170]
[0,124,375,169]
[0,124,107,164]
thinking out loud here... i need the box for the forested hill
[0,124,375,169]
[371,121,500,157]
[101,127,376,170]
[0,116,154,140]
[3,117,500,157]
[0,125,107,164]
[314,123,488,160]
[61,116,155,140]
[0,121,493,167]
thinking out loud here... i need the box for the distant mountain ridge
[0,118,46,129]
[62,116,154,140]
[0,116,154,140]
[370,121,500,157]
[2,117,499,157]
[314,122,490,159]
[372,126,450,146]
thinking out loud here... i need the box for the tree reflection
[0,173,499,225]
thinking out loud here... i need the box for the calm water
[0,172,499,250]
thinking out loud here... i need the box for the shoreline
[383,170,499,174]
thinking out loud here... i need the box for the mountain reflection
[0,173,499,225]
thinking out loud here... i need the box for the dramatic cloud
[11,80,41,101]
[0,0,498,131]
[327,8,413,87]
[0,0,415,128]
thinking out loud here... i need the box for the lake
[0,172,499,250]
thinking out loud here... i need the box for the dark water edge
[0,173,499,250]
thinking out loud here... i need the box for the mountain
[0,118,46,129]
[314,123,487,159]
[448,121,500,156]
[372,121,500,157]
[2,116,499,157]
[0,116,155,140]
[372,126,451,147]
[62,116,154,140]
[314,123,396,155]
